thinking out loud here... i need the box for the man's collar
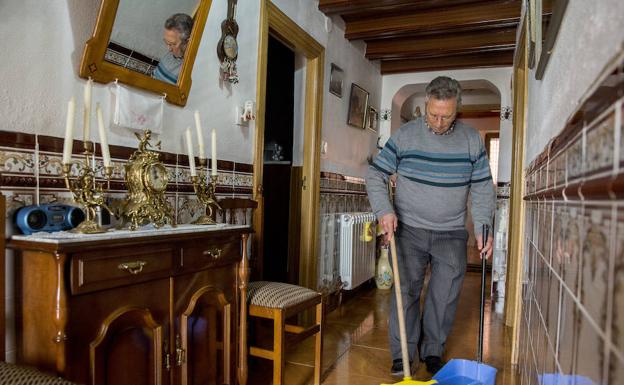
[424,118,456,135]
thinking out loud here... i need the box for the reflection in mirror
[105,0,199,84]
[80,0,212,106]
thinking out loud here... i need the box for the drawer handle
[202,248,222,259]
[117,261,147,275]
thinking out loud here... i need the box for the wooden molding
[506,21,528,365]
[365,27,517,60]
[380,50,514,74]
[319,0,479,16]
[254,1,324,294]
[344,1,521,40]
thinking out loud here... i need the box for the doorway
[261,35,301,284]
[253,1,324,289]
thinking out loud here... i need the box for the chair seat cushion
[247,281,319,309]
[0,362,79,384]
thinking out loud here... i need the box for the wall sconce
[500,106,512,121]
[380,109,392,122]
[235,100,256,125]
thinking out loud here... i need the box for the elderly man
[153,13,193,84]
[366,76,495,377]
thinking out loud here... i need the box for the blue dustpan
[432,359,496,385]
[433,225,497,385]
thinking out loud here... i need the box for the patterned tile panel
[519,70,624,384]
[585,111,615,175]
[0,134,254,226]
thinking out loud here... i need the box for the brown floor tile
[328,345,396,380]
[352,326,390,350]
[286,321,353,370]
[249,358,315,385]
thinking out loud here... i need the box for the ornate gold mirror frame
[80,0,212,106]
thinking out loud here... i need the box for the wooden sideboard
[8,225,251,385]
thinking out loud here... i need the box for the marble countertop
[11,223,249,244]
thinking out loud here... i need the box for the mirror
[80,0,213,106]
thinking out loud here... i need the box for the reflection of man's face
[163,28,185,58]
[425,97,458,134]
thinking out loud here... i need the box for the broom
[381,233,437,385]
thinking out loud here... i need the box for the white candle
[62,97,76,164]
[83,78,92,141]
[185,127,196,177]
[194,110,205,159]
[211,128,217,176]
[96,103,111,168]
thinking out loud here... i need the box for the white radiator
[338,212,377,290]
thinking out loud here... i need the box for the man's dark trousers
[388,223,468,361]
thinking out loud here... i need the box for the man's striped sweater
[366,117,495,237]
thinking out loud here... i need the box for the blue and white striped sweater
[366,118,495,236]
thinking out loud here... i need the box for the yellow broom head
[381,378,437,385]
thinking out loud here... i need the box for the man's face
[425,97,458,134]
[163,29,185,57]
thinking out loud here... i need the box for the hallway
[250,271,519,384]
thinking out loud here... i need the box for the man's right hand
[379,213,398,243]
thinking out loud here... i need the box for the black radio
[15,204,85,235]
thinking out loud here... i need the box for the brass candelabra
[191,158,221,225]
[62,140,113,234]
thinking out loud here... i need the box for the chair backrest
[217,198,257,226]
[218,198,259,279]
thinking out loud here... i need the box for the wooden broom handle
[389,236,412,379]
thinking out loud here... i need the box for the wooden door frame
[254,1,324,289]
[505,14,528,365]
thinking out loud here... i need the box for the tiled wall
[0,131,253,230]
[493,182,510,314]
[0,131,253,361]
[520,65,623,384]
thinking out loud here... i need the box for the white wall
[381,67,514,182]
[525,0,624,165]
[271,0,382,178]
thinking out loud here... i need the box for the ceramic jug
[375,245,393,289]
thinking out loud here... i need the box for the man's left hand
[476,232,493,260]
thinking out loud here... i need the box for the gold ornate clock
[121,130,175,230]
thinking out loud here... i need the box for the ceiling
[318,0,551,75]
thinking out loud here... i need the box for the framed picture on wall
[367,106,378,132]
[347,83,369,129]
[329,63,344,98]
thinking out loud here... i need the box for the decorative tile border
[0,131,254,227]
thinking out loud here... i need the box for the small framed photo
[329,63,344,98]
[347,83,369,129]
[367,106,378,132]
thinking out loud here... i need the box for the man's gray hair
[165,13,194,42]
[425,76,462,105]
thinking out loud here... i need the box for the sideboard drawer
[71,247,174,294]
[179,235,240,273]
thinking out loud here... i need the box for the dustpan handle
[477,224,489,364]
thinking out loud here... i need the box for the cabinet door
[174,267,237,385]
[90,306,165,385]
[67,278,171,385]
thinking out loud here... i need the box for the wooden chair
[0,194,79,384]
[218,198,323,385]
